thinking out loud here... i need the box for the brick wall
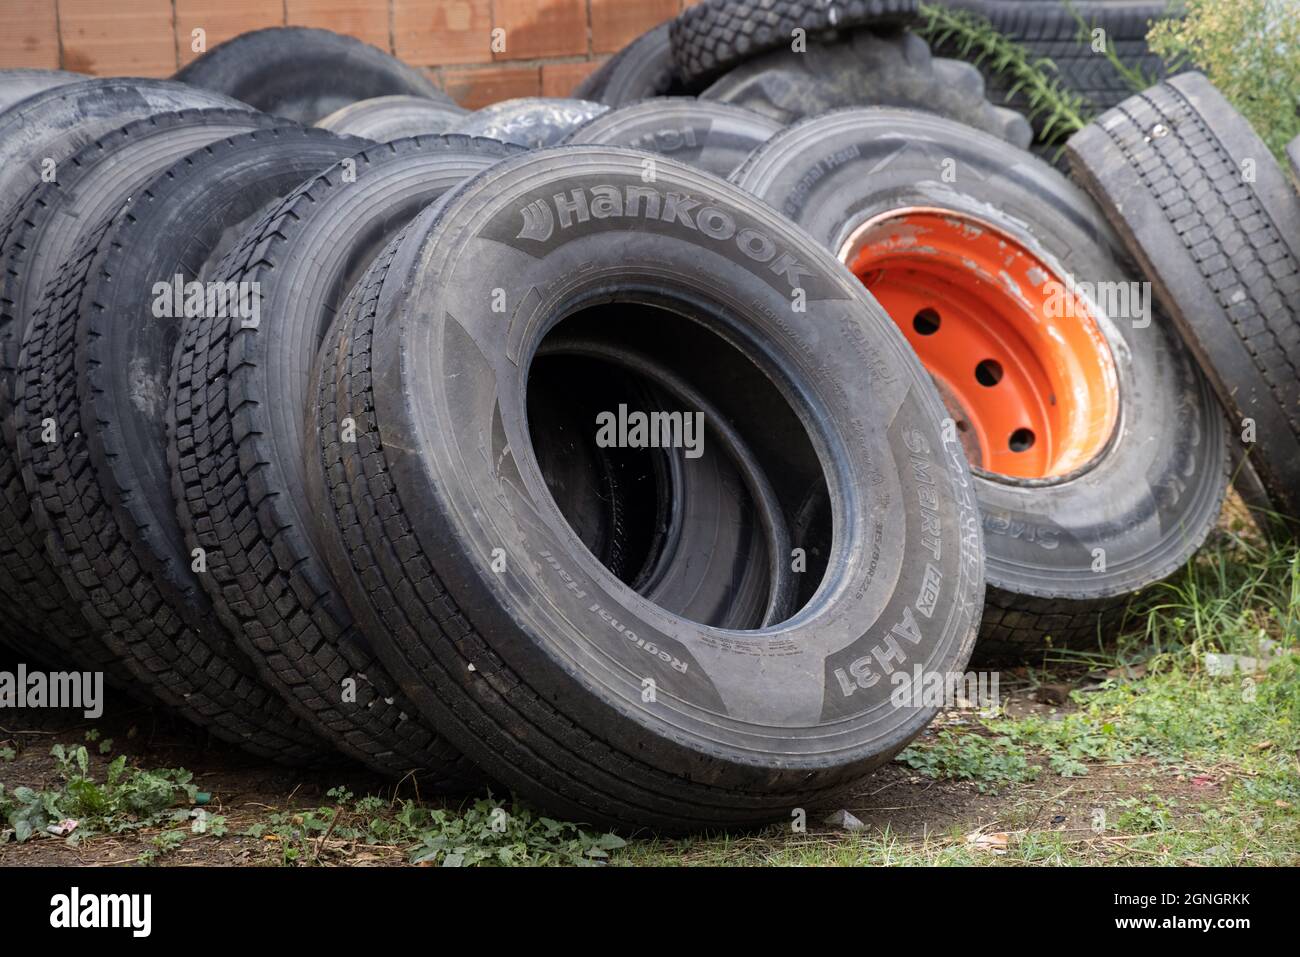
[0,1,702,108]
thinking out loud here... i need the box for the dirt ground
[0,668,1230,867]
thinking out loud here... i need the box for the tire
[0,108,276,683]
[701,30,1032,147]
[169,134,522,782]
[0,79,250,239]
[1066,73,1300,530]
[15,127,385,768]
[733,109,1229,658]
[450,98,609,148]
[563,98,783,178]
[942,1,1175,115]
[575,23,687,106]
[14,125,340,764]
[670,0,920,87]
[316,95,468,141]
[174,27,447,124]
[0,69,83,113]
[310,146,984,830]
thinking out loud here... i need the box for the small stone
[823,809,865,831]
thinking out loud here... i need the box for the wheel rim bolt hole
[912,308,941,336]
[974,358,1003,387]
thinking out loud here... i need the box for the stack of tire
[0,4,1294,833]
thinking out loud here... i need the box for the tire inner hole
[526,304,833,630]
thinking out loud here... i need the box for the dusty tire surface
[170,134,521,783]
[1067,73,1300,530]
[671,0,920,87]
[0,79,250,240]
[311,146,984,830]
[563,98,783,177]
[174,26,446,124]
[316,95,468,141]
[450,98,610,148]
[701,30,1031,147]
[0,68,84,112]
[734,109,1229,657]
[0,108,275,680]
[12,124,350,765]
[575,23,685,106]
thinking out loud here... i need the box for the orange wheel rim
[842,208,1120,481]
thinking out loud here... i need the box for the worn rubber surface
[701,30,1031,147]
[0,69,84,113]
[1067,73,1300,529]
[671,0,920,87]
[316,95,468,140]
[0,79,249,247]
[0,109,274,679]
[450,98,610,148]
[734,109,1228,656]
[12,127,348,764]
[169,135,521,782]
[311,146,984,829]
[575,23,686,106]
[16,128,385,766]
[174,27,446,124]
[563,99,782,178]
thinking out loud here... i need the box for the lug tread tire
[701,31,1031,147]
[671,0,921,87]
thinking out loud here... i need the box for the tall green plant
[1148,0,1300,162]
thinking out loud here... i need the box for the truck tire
[13,122,343,764]
[941,1,1175,114]
[1067,73,1300,531]
[169,135,522,781]
[671,0,920,87]
[701,29,1031,147]
[450,98,609,148]
[311,146,984,830]
[316,95,468,141]
[174,26,447,124]
[563,98,783,177]
[733,109,1228,658]
[0,68,83,113]
[0,109,275,682]
[0,79,250,244]
[575,23,686,106]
